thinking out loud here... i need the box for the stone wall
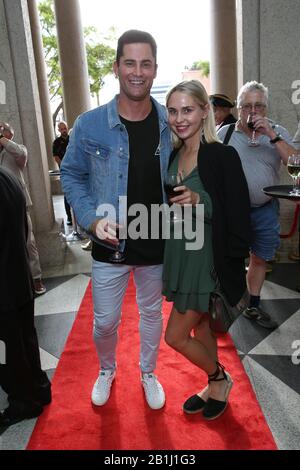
[0,0,64,268]
[236,0,300,259]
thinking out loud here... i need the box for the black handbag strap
[223,123,235,145]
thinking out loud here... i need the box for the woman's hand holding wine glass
[164,172,185,222]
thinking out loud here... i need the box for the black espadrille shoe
[202,362,233,420]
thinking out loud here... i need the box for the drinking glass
[287,154,300,195]
[247,113,259,147]
[108,219,126,263]
[164,171,185,222]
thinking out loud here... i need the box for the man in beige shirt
[0,122,46,295]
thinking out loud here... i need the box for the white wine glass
[287,154,300,195]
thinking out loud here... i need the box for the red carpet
[27,279,277,450]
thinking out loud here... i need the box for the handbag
[209,275,249,333]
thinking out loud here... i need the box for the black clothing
[198,142,250,305]
[169,141,251,306]
[0,300,50,409]
[92,106,165,265]
[219,114,237,129]
[0,168,51,426]
[0,168,33,311]
[52,135,72,221]
[52,135,69,161]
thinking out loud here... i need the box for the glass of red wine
[108,220,125,263]
[164,171,185,222]
[247,114,259,147]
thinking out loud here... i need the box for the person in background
[61,30,172,410]
[290,121,300,263]
[0,122,46,295]
[163,80,251,420]
[0,167,51,428]
[292,120,300,149]
[218,81,297,329]
[209,93,237,130]
[52,121,72,226]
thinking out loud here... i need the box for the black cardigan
[169,141,251,306]
[0,168,33,313]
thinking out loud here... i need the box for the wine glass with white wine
[287,154,300,196]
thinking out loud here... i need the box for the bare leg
[165,307,215,372]
[247,252,266,296]
[165,307,229,401]
[194,319,218,363]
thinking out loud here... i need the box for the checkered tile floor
[0,211,299,450]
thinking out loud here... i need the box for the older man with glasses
[218,81,297,329]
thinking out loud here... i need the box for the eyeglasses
[239,103,267,112]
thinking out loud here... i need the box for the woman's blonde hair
[166,80,220,147]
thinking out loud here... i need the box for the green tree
[38,0,116,124]
[185,60,210,77]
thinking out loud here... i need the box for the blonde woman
[163,80,250,420]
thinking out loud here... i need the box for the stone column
[236,0,260,90]
[27,0,55,171]
[210,0,238,102]
[236,0,300,260]
[0,0,65,268]
[54,0,91,127]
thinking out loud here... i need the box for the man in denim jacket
[61,30,171,410]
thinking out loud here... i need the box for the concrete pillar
[236,0,300,134]
[27,0,55,171]
[236,0,300,260]
[236,0,260,90]
[210,0,237,101]
[0,0,65,268]
[53,0,91,127]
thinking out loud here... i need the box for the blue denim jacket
[60,96,172,241]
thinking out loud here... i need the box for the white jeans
[92,261,163,373]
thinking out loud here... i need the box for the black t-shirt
[92,105,165,265]
[52,135,69,161]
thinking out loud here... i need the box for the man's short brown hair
[116,30,157,64]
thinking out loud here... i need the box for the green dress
[162,155,215,313]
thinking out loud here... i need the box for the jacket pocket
[84,139,111,177]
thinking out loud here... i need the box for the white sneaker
[141,373,165,410]
[91,370,115,406]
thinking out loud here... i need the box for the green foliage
[38,0,116,104]
[185,60,210,77]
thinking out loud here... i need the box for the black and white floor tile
[0,268,92,450]
[0,196,299,449]
[230,266,300,450]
